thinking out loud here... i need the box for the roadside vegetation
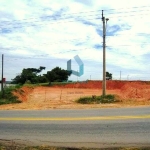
[76,94,120,104]
[0,85,22,105]
[23,81,73,87]
[0,81,71,106]
[0,143,150,150]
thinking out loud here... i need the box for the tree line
[11,66,71,84]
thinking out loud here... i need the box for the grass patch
[0,144,150,150]
[23,82,71,87]
[0,85,22,105]
[23,83,39,87]
[0,140,150,150]
[42,82,74,87]
[76,94,120,104]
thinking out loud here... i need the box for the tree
[46,67,71,84]
[38,75,48,83]
[12,66,71,85]
[38,66,46,73]
[12,66,46,84]
[106,72,112,80]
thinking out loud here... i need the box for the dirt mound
[13,81,150,102]
[57,80,150,100]
[62,81,102,89]
[13,86,34,102]
[120,82,150,99]
[1,81,150,110]
[59,80,148,90]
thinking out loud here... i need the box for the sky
[0,0,150,81]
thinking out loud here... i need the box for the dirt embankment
[59,80,150,99]
[60,80,148,89]
[0,80,150,110]
[13,86,34,102]
[17,80,150,102]
[11,80,150,102]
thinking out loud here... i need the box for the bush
[0,85,22,105]
[76,94,119,104]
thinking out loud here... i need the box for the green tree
[38,75,48,83]
[46,67,71,84]
[12,66,46,84]
[106,72,112,80]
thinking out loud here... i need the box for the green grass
[23,82,70,87]
[0,85,22,105]
[76,94,120,104]
[41,82,74,87]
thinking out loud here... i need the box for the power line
[105,5,150,12]
[0,13,100,26]
[107,33,150,36]
[0,6,150,28]
[0,5,149,24]
[0,17,99,30]
[105,7,150,15]
[2,47,102,59]
[108,12,150,19]
[0,10,149,29]
[0,37,96,48]
[0,5,150,68]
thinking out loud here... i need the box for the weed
[0,85,22,105]
[76,94,119,104]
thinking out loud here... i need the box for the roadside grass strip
[0,115,150,121]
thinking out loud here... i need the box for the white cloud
[0,0,150,81]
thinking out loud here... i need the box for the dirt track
[0,80,150,110]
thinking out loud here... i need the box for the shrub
[0,85,22,105]
[76,94,119,104]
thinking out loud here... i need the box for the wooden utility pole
[102,10,106,96]
[102,11,109,96]
[120,71,122,80]
[1,54,4,98]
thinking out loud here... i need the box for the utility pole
[127,75,129,80]
[102,10,109,96]
[77,70,78,82]
[120,71,122,80]
[1,54,4,98]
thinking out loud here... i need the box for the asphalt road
[0,107,150,148]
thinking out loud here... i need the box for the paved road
[0,107,150,148]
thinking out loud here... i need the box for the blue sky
[0,0,150,81]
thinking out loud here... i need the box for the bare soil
[0,80,150,110]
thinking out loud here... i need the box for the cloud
[93,44,102,49]
[74,0,93,6]
[107,25,121,36]
[0,0,150,81]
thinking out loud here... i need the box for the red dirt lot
[0,80,150,110]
